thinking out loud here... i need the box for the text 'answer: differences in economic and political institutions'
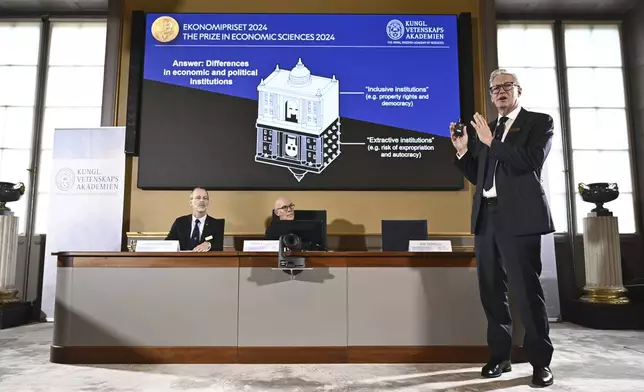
[156,21,439,160]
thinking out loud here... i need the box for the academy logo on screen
[386,18,446,46]
[151,16,180,43]
[386,19,405,40]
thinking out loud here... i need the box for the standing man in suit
[450,69,555,387]
[166,187,225,251]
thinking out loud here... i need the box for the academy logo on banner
[53,167,121,194]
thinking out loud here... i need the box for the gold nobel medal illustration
[151,16,179,43]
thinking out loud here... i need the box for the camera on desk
[269,219,324,278]
[282,233,302,251]
[279,233,306,269]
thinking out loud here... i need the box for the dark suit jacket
[165,214,225,251]
[454,108,555,236]
[265,211,280,239]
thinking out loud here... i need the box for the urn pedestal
[0,181,32,329]
[580,212,629,305]
[564,182,644,330]
[0,211,19,304]
[578,183,629,305]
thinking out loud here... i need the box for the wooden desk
[51,251,523,364]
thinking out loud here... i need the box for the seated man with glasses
[273,196,296,221]
[265,196,296,238]
[165,187,225,251]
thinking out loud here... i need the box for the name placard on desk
[243,240,279,252]
[135,240,180,252]
[408,240,452,252]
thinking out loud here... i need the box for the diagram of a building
[255,58,341,182]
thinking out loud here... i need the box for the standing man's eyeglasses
[489,82,519,94]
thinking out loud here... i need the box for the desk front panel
[50,251,522,364]
[237,266,348,347]
[53,267,239,347]
[347,267,487,346]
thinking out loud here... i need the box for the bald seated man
[273,196,295,220]
[166,187,225,251]
[265,196,295,238]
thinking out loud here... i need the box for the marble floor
[0,322,643,391]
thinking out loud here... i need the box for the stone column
[0,211,19,304]
[580,212,629,305]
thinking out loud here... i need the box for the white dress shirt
[191,215,207,239]
[457,105,522,198]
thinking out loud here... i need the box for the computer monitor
[295,209,327,241]
[295,209,327,223]
[266,219,327,251]
[381,220,428,251]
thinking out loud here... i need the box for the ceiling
[496,0,638,14]
[0,0,638,15]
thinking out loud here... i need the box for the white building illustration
[255,58,341,182]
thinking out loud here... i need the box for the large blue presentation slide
[137,13,467,190]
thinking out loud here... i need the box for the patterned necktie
[483,116,509,191]
[190,220,201,248]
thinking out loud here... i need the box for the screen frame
[129,11,476,191]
